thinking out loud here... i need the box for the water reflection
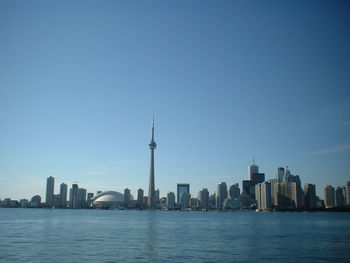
[144,211,160,261]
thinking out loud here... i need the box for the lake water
[0,208,349,263]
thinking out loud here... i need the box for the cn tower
[148,116,157,208]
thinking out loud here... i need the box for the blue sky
[1,0,349,200]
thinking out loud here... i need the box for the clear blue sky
[1,0,349,200]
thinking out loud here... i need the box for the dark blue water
[0,209,349,263]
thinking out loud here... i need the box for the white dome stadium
[91,191,124,208]
[91,191,133,209]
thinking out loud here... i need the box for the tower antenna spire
[253,157,255,165]
[152,115,155,140]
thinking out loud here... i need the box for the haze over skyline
[1,1,350,200]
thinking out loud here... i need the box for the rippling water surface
[0,208,349,262]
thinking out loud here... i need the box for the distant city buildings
[177,183,190,205]
[60,183,67,208]
[2,118,349,212]
[166,192,176,208]
[137,188,144,208]
[124,188,131,208]
[324,185,335,208]
[255,182,272,211]
[198,188,209,209]
[45,176,54,207]
[304,183,316,210]
[216,182,227,210]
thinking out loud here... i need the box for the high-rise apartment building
[155,189,160,204]
[344,183,350,206]
[166,192,175,208]
[198,188,209,209]
[273,182,301,210]
[180,192,191,209]
[229,183,240,200]
[124,188,131,208]
[255,181,272,211]
[60,183,67,208]
[268,178,279,206]
[69,184,79,208]
[137,188,144,208]
[216,182,227,209]
[324,185,335,208]
[304,183,316,210]
[177,183,190,205]
[45,176,55,207]
[335,187,345,207]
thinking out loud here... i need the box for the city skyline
[1,1,350,200]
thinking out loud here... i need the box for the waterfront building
[191,198,198,208]
[20,199,28,208]
[124,188,131,208]
[324,185,335,208]
[216,182,227,210]
[344,183,350,206]
[60,183,67,208]
[155,189,160,204]
[148,117,157,208]
[137,188,144,208]
[77,188,87,208]
[45,176,55,207]
[198,188,209,209]
[69,184,86,208]
[90,191,125,209]
[268,178,279,206]
[166,192,176,208]
[335,186,345,207]
[177,183,190,205]
[53,194,61,208]
[209,193,216,209]
[30,195,41,208]
[229,183,240,200]
[304,183,316,210]
[180,192,191,209]
[242,180,255,200]
[69,184,78,208]
[273,182,301,210]
[87,193,94,207]
[255,182,272,211]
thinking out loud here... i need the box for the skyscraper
[344,183,350,207]
[69,183,79,208]
[124,188,131,208]
[148,117,157,208]
[198,188,209,209]
[255,182,272,211]
[137,188,144,208]
[229,183,240,200]
[335,187,345,207]
[304,183,316,210]
[276,167,285,182]
[60,183,68,208]
[45,176,55,207]
[177,184,190,205]
[166,192,176,208]
[324,185,335,209]
[248,162,259,181]
[216,182,227,209]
